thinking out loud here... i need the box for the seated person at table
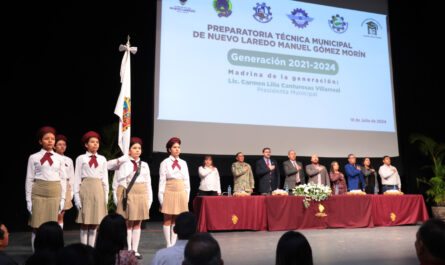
[231,152,254,193]
[305,155,330,186]
[344,154,366,191]
[415,218,445,265]
[198,156,221,196]
[255,148,280,195]
[329,161,347,195]
[283,150,306,192]
[378,156,401,193]
[361,157,379,194]
[276,231,313,265]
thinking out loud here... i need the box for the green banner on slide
[227,48,339,75]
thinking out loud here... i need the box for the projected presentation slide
[157,0,395,133]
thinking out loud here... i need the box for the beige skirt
[116,183,150,220]
[161,179,188,215]
[63,181,73,211]
[76,178,107,225]
[29,180,61,228]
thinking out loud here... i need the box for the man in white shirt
[378,156,402,192]
[151,212,197,265]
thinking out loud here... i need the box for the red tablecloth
[193,194,429,232]
[193,196,268,232]
[371,195,429,226]
[265,195,373,231]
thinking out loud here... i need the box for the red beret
[37,126,56,140]
[81,131,101,144]
[167,137,181,146]
[55,134,68,143]
[130,137,143,146]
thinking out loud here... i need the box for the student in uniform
[54,134,75,229]
[25,126,66,252]
[158,137,190,247]
[73,131,109,247]
[115,137,152,259]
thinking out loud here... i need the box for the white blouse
[114,158,153,209]
[198,166,221,194]
[73,152,109,209]
[25,149,67,212]
[158,155,190,206]
[61,155,75,201]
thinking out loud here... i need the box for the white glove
[119,154,130,164]
[113,193,118,207]
[59,199,65,214]
[27,203,32,215]
[75,201,82,210]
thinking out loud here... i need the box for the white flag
[114,42,137,153]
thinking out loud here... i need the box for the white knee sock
[59,223,64,229]
[163,225,171,247]
[170,224,177,246]
[80,229,88,245]
[31,232,36,253]
[127,229,133,250]
[132,229,141,253]
[88,229,97,247]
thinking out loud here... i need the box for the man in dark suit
[283,150,305,193]
[255,147,280,195]
[305,154,330,186]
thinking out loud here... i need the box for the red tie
[89,155,98,168]
[172,159,181,170]
[266,159,270,167]
[131,160,138,172]
[40,152,53,166]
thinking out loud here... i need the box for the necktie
[40,152,53,166]
[131,160,138,172]
[292,161,297,168]
[172,159,181,170]
[89,155,98,168]
[266,159,270,167]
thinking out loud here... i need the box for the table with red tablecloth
[193,194,429,232]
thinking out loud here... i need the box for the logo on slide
[253,3,272,23]
[361,18,382,39]
[214,0,232,17]
[329,14,348,33]
[287,8,313,28]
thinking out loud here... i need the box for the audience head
[25,249,57,265]
[310,155,319,165]
[276,231,313,265]
[383,156,391,165]
[330,161,340,173]
[174,212,198,240]
[288,150,296,161]
[183,233,223,265]
[95,212,127,265]
[0,221,9,250]
[235,152,244,163]
[34,221,64,253]
[363,157,372,167]
[347,154,356,165]
[203,156,213,167]
[56,243,95,265]
[415,218,445,264]
[263,148,271,158]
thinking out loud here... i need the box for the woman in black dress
[361,157,379,194]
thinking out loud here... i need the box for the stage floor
[4,222,421,265]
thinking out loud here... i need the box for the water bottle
[228,185,232,197]
[374,185,378,195]
[335,185,339,195]
[285,184,289,193]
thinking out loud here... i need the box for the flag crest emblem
[122,97,131,132]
